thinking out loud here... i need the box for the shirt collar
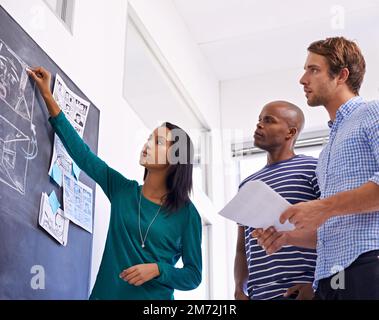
[327,96,363,128]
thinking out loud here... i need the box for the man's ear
[337,67,350,85]
[287,127,298,140]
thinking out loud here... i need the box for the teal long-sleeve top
[49,112,202,300]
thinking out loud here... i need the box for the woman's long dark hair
[143,122,194,212]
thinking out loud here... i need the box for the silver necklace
[138,189,162,248]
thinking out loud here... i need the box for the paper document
[62,174,93,233]
[219,180,294,231]
[39,193,69,246]
[48,73,90,182]
[53,73,90,138]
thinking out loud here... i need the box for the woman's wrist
[43,93,61,117]
[153,263,160,277]
[42,91,53,102]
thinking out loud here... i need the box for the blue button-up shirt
[314,96,379,289]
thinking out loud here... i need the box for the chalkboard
[0,6,100,299]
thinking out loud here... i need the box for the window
[44,0,75,32]
[239,145,323,183]
[295,145,323,159]
[239,152,267,183]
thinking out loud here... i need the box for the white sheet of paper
[38,193,69,246]
[53,73,90,138]
[48,73,91,180]
[62,174,93,233]
[48,134,74,179]
[219,180,295,231]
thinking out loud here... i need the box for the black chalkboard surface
[0,6,100,299]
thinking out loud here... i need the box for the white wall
[0,0,148,292]
[221,69,331,144]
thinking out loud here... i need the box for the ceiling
[173,0,379,81]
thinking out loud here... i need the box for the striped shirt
[315,97,379,289]
[240,155,320,300]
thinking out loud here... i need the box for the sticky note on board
[48,190,60,215]
[51,163,63,187]
[72,162,81,180]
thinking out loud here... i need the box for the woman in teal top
[28,67,202,300]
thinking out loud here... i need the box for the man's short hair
[308,37,366,95]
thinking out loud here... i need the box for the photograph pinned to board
[48,73,90,183]
[62,173,93,233]
[38,192,69,246]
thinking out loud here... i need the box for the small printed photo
[64,103,72,112]
[57,79,63,93]
[74,112,84,127]
[79,103,88,115]
[64,91,74,105]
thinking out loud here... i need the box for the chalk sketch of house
[0,39,38,195]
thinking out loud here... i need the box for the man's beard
[307,93,325,107]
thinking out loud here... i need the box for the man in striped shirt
[256,37,379,299]
[234,101,320,300]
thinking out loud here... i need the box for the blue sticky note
[72,162,81,180]
[51,163,62,187]
[48,190,60,215]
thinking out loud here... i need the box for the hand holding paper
[219,180,295,231]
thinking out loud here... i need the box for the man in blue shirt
[234,101,320,300]
[254,37,379,299]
